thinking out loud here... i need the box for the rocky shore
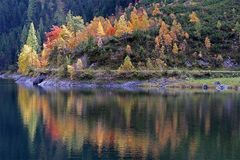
[0,73,177,90]
[1,73,240,92]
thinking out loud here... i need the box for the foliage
[18,45,40,75]
[146,58,154,70]
[66,11,85,35]
[152,3,160,16]
[126,45,133,54]
[97,21,106,37]
[130,8,150,31]
[26,23,40,52]
[115,15,133,37]
[5,0,240,72]
[205,37,211,49]
[216,20,222,30]
[118,56,135,72]
[189,12,200,24]
[172,43,179,54]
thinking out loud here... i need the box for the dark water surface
[1,79,240,160]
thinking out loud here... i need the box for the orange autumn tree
[104,19,116,36]
[152,3,160,16]
[67,30,88,49]
[44,26,62,49]
[40,25,74,67]
[40,26,62,67]
[86,17,106,37]
[155,19,189,55]
[130,7,150,31]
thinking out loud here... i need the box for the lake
[0,78,240,160]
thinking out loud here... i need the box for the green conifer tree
[20,24,28,47]
[27,0,36,22]
[26,22,40,52]
[66,10,85,35]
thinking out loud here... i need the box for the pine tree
[66,10,85,35]
[26,22,40,52]
[194,22,202,37]
[146,58,154,70]
[27,0,36,22]
[38,18,44,43]
[54,0,65,24]
[20,24,28,47]
[217,20,222,30]
[37,30,42,50]
[234,22,240,40]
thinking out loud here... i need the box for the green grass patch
[188,77,240,86]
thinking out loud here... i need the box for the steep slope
[0,0,134,70]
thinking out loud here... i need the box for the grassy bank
[35,68,240,86]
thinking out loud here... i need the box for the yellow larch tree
[139,9,150,30]
[130,8,149,31]
[130,8,139,29]
[159,21,169,36]
[189,12,200,23]
[172,43,179,54]
[18,45,40,75]
[152,3,160,16]
[205,36,211,49]
[118,55,135,72]
[115,15,132,37]
[97,21,106,37]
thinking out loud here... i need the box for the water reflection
[17,86,240,159]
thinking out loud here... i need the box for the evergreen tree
[66,11,85,35]
[26,22,40,52]
[217,20,222,30]
[20,24,28,47]
[38,18,44,42]
[27,0,36,22]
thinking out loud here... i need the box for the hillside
[0,0,134,69]
[2,0,240,81]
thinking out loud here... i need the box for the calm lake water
[1,79,240,160]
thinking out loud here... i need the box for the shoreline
[1,72,240,92]
[0,73,172,90]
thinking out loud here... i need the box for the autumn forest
[0,0,239,81]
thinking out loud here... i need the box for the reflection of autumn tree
[18,86,40,142]
[18,88,240,159]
